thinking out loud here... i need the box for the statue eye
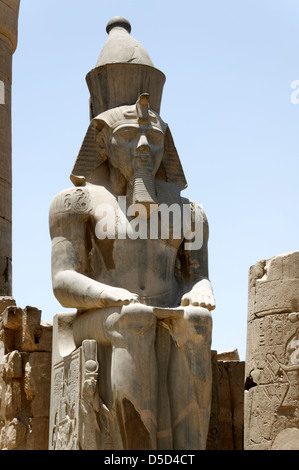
[117,128,139,140]
[147,130,164,145]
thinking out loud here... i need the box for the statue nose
[136,134,150,153]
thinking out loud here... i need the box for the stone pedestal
[49,312,120,450]
[0,0,20,295]
[244,251,299,450]
[49,306,213,450]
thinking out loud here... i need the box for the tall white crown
[86,16,166,118]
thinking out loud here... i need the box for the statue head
[71,93,186,210]
[92,94,167,208]
[93,94,166,180]
[70,17,187,208]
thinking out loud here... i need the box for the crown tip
[106,17,131,34]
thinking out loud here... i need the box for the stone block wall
[217,359,244,450]
[0,297,52,450]
[207,350,245,450]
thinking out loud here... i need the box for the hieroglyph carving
[51,339,115,450]
[51,349,80,450]
[245,252,299,450]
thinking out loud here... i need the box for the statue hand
[180,281,215,311]
[99,286,139,307]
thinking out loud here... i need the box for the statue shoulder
[181,197,208,225]
[192,200,208,225]
[49,187,92,235]
[50,186,92,216]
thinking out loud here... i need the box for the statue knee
[185,307,212,342]
[184,307,212,332]
[170,307,212,349]
[106,304,156,345]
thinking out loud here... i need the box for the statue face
[107,119,165,181]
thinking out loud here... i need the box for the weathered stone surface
[0,418,26,450]
[0,304,52,450]
[0,296,15,315]
[0,0,20,53]
[27,417,51,451]
[0,304,52,353]
[206,350,221,450]
[244,251,299,450]
[272,427,299,450]
[4,350,22,378]
[23,352,52,417]
[217,359,244,450]
[217,349,240,361]
[49,17,215,450]
[49,329,107,450]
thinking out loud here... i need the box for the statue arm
[178,202,215,311]
[49,190,139,310]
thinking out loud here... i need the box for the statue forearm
[53,270,108,309]
[53,269,139,310]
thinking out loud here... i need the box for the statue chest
[91,199,185,248]
[88,211,181,279]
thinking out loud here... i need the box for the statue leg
[73,303,158,450]
[167,306,212,450]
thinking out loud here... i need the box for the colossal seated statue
[49,17,215,450]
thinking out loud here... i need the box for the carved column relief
[244,251,299,450]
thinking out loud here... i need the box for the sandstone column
[244,251,299,450]
[0,0,20,296]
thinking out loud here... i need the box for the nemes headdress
[70,16,187,190]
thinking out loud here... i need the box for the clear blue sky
[11,0,299,360]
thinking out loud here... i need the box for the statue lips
[134,153,152,164]
[133,153,154,173]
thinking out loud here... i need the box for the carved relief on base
[49,306,213,450]
[50,338,118,450]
